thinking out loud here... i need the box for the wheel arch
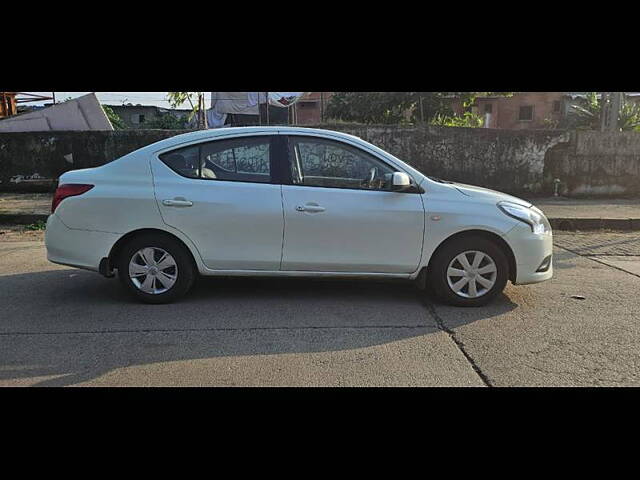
[425,229,517,283]
[107,228,200,274]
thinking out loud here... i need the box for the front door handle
[296,205,325,213]
[163,198,193,207]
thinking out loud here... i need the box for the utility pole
[600,92,623,132]
[600,92,610,132]
[609,92,622,132]
[197,93,208,129]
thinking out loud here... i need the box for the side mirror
[390,172,412,191]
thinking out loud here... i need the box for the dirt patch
[0,193,52,215]
[0,224,45,242]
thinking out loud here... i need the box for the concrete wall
[1,125,639,197]
[0,130,189,192]
[320,124,569,195]
[544,130,640,196]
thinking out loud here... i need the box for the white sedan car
[45,127,553,306]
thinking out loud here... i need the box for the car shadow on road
[0,268,517,386]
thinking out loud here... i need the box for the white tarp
[211,92,307,113]
[266,92,307,107]
[0,93,114,132]
[208,92,307,127]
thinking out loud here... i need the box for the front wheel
[116,233,196,304]
[428,236,509,307]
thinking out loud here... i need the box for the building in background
[105,104,193,129]
[450,92,565,129]
[293,92,333,125]
[450,92,640,130]
[103,93,333,129]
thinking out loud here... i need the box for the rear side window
[159,136,272,184]
[159,145,200,179]
[201,136,271,183]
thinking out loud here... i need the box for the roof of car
[154,126,362,149]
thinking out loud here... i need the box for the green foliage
[167,92,204,121]
[325,92,511,126]
[143,114,189,130]
[325,92,417,124]
[565,93,640,131]
[102,105,127,130]
[429,112,485,128]
[25,220,46,231]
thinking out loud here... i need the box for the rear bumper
[45,214,120,272]
[504,224,554,285]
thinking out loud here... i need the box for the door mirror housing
[390,172,412,191]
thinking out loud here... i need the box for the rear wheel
[428,236,509,307]
[116,233,195,304]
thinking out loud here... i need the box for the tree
[166,92,208,129]
[429,111,485,128]
[143,113,190,130]
[564,92,640,131]
[325,92,511,125]
[325,92,417,124]
[102,105,127,130]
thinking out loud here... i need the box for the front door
[151,135,285,271]
[280,135,425,273]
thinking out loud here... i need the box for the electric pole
[600,92,623,132]
[600,92,609,132]
[610,92,622,132]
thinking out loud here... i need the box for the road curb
[549,218,640,231]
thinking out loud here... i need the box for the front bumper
[504,223,554,285]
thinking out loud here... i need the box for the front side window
[159,136,272,183]
[289,137,395,191]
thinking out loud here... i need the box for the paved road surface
[1,231,639,386]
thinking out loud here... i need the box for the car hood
[451,182,532,207]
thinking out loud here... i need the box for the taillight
[51,184,94,213]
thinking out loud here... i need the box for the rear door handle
[296,205,325,213]
[163,199,193,207]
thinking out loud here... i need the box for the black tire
[116,233,196,304]
[428,236,509,307]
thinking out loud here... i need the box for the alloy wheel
[128,247,178,294]
[446,250,497,299]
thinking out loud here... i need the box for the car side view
[45,127,553,306]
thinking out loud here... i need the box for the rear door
[151,134,285,271]
[280,135,425,273]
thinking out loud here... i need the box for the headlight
[497,201,551,234]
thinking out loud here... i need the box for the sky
[27,92,208,108]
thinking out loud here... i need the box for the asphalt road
[1,233,639,386]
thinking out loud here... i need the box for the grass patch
[24,220,47,231]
